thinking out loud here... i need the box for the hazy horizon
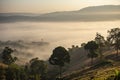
[0,0,120,61]
[0,0,120,13]
[0,21,120,62]
[0,21,119,47]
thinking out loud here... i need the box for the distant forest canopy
[0,5,120,23]
[0,40,49,64]
[0,40,49,48]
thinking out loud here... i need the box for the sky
[0,0,120,13]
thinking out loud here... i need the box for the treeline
[0,27,120,80]
[0,47,47,80]
[83,27,120,65]
[0,40,49,49]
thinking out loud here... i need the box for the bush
[107,70,120,80]
[93,60,113,69]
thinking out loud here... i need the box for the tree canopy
[49,46,70,79]
[1,47,17,65]
[49,46,70,67]
[29,57,47,80]
[84,41,99,65]
[107,28,120,56]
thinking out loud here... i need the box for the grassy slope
[63,49,120,80]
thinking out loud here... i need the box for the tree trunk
[59,66,62,78]
[116,38,119,57]
[99,47,103,60]
[116,49,119,57]
[34,74,38,80]
[91,58,93,65]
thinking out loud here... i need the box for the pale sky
[0,0,120,13]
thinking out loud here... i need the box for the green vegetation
[0,27,120,80]
[95,33,105,59]
[0,48,47,80]
[49,46,70,79]
[84,41,99,65]
[107,28,120,56]
[29,58,47,80]
[1,47,17,65]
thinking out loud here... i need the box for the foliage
[49,46,70,67]
[107,28,120,56]
[84,41,99,64]
[93,60,113,69]
[114,70,120,80]
[107,70,120,80]
[84,41,98,50]
[95,33,105,58]
[81,43,86,47]
[49,46,70,78]
[1,47,17,65]
[95,33,105,46]
[1,27,120,80]
[29,57,47,80]
[6,64,27,80]
[0,66,6,80]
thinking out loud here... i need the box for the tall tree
[95,33,105,59]
[29,57,47,80]
[49,46,70,79]
[6,64,24,80]
[84,41,99,65]
[107,28,120,56]
[1,47,17,65]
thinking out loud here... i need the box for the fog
[0,21,120,63]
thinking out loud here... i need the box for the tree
[81,43,86,47]
[29,57,47,80]
[0,67,6,80]
[107,28,120,56]
[1,47,17,65]
[49,46,70,79]
[95,33,105,59]
[84,41,99,65]
[6,64,24,80]
[107,70,120,80]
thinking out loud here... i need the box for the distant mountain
[79,5,120,13]
[0,5,120,23]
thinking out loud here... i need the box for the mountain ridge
[0,5,120,22]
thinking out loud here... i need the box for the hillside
[0,40,120,80]
[0,5,120,22]
[0,45,119,80]
[79,5,120,13]
[62,49,120,80]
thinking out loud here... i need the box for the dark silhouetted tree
[107,28,120,56]
[95,33,105,59]
[84,41,99,65]
[1,47,17,65]
[6,64,25,80]
[0,68,5,80]
[30,57,47,80]
[81,43,86,47]
[49,46,70,78]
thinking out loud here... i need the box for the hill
[79,5,120,13]
[0,5,120,22]
[62,48,120,80]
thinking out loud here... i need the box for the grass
[63,52,120,80]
